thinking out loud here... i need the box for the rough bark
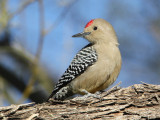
[0,83,160,120]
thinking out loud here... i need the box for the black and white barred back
[47,43,98,101]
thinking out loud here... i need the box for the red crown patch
[85,19,94,28]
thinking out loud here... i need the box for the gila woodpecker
[47,18,121,101]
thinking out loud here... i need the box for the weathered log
[0,83,160,120]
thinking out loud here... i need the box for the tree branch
[0,83,160,119]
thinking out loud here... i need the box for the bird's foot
[85,92,101,99]
[79,89,102,100]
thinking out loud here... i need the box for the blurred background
[0,0,160,106]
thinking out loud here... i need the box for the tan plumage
[71,18,121,95]
[47,18,121,101]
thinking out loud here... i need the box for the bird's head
[72,18,118,45]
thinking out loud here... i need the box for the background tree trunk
[0,83,160,120]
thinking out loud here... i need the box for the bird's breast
[71,44,121,94]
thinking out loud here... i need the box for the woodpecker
[47,18,121,101]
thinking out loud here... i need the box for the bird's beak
[72,32,91,37]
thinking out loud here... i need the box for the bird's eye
[93,26,97,30]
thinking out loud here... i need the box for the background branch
[9,0,37,19]
[19,0,45,103]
